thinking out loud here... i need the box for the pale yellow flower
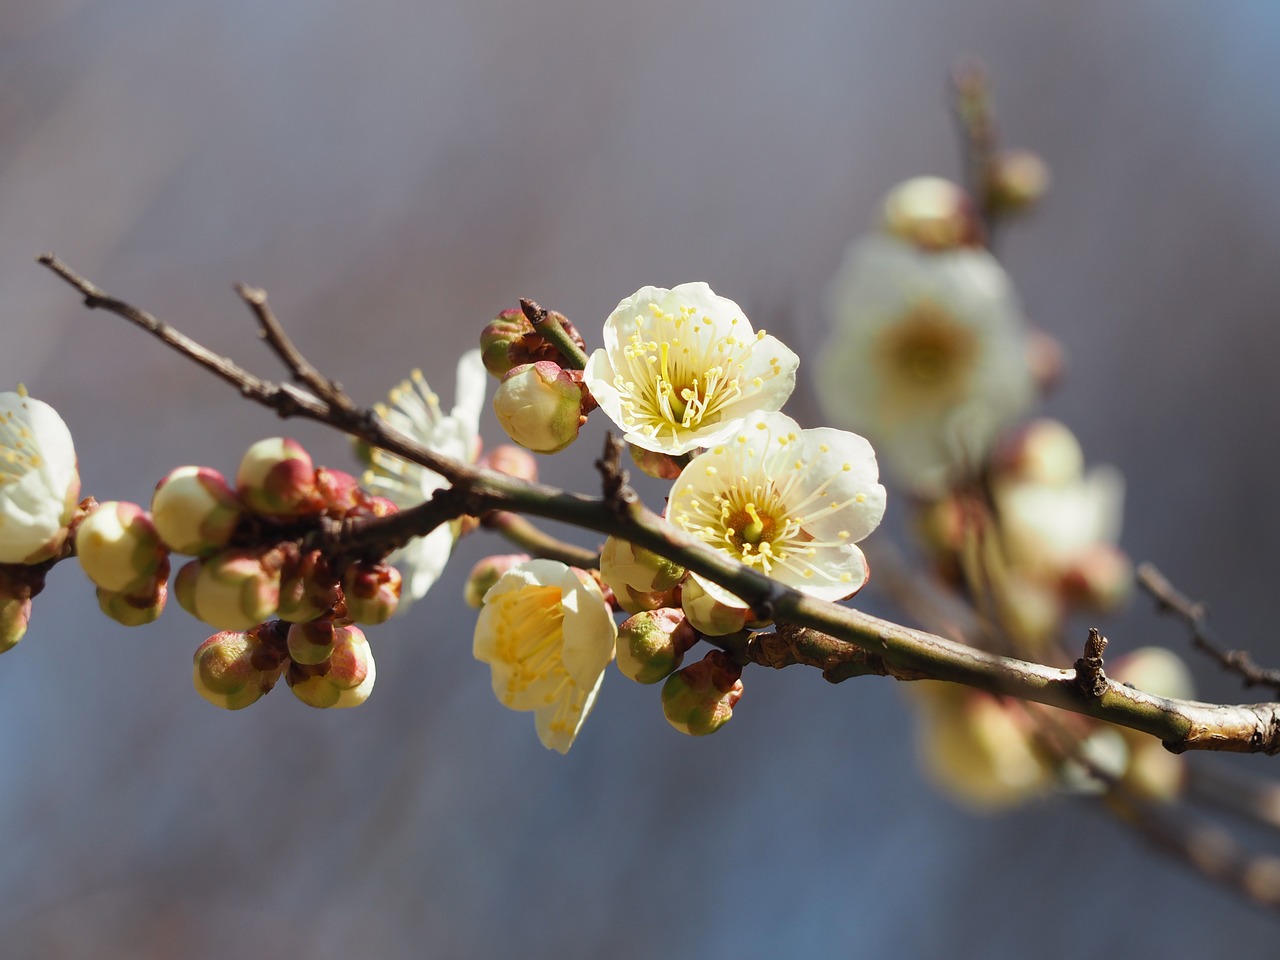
[0,390,79,564]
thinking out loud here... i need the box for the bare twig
[1138,563,1280,698]
[480,511,600,568]
[519,297,589,370]
[950,60,999,240]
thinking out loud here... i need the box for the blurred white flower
[472,558,617,754]
[818,236,1033,493]
[361,350,485,605]
[584,283,798,456]
[0,390,80,564]
[666,411,885,608]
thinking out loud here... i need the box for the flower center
[873,299,979,418]
[490,585,568,705]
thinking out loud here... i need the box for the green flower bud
[661,650,743,736]
[286,617,338,665]
[287,626,376,708]
[480,308,536,378]
[616,608,696,684]
[192,629,283,710]
[599,536,685,615]
[492,361,585,454]
[0,569,32,653]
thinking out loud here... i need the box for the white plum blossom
[818,235,1034,493]
[0,390,80,564]
[361,350,486,606]
[584,283,798,456]
[472,558,617,754]
[666,411,886,609]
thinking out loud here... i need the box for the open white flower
[584,283,798,456]
[818,235,1033,493]
[666,411,886,608]
[361,350,485,606]
[473,558,617,754]
[0,390,80,564]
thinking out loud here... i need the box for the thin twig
[519,297,589,370]
[481,511,600,568]
[1138,563,1280,698]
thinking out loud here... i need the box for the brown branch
[1074,628,1109,699]
[480,511,600,568]
[1138,563,1280,698]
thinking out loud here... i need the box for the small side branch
[519,297,589,370]
[1074,627,1108,699]
[1138,563,1280,698]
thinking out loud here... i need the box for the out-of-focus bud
[190,548,282,630]
[277,548,339,623]
[987,149,1050,216]
[174,558,200,618]
[493,361,585,454]
[599,536,685,615]
[0,569,32,652]
[342,562,401,624]
[464,553,531,608]
[1060,543,1133,612]
[480,308,536,378]
[479,444,539,482]
[1110,646,1194,702]
[192,629,283,710]
[661,649,744,736]
[286,617,338,665]
[992,419,1083,486]
[616,607,697,684]
[1026,328,1064,396]
[628,443,684,480]
[151,466,243,556]
[75,501,166,594]
[236,437,319,517]
[314,467,362,514]
[1107,646,1192,802]
[680,577,749,637]
[913,495,968,558]
[287,625,376,708]
[881,176,983,251]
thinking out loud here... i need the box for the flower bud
[1026,328,1065,396]
[992,419,1083,486]
[97,579,168,627]
[342,562,401,624]
[987,149,1050,215]
[464,553,530,608]
[75,500,166,594]
[479,445,539,482]
[287,626,376,708]
[236,437,319,517]
[174,558,200,618]
[286,617,338,665]
[628,444,684,480]
[190,548,282,630]
[599,536,685,615]
[192,629,283,710]
[277,548,340,623]
[680,577,749,637]
[661,650,743,736]
[493,361,585,454]
[151,466,243,555]
[1060,543,1133,612]
[480,308,536,378]
[0,569,32,652]
[881,176,982,251]
[314,467,362,514]
[616,608,697,684]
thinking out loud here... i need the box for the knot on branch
[1074,627,1109,699]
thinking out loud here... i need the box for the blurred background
[2,0,1280,955]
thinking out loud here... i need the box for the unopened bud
[1110,646,1193,702]
[76,500,166,594]
[342,562,401,624]
[174,558,200,618]
[493,361,585,454]
[277,548,339,623]
[1060,543,1133,612]
[150,466,242,555]
[680,577,750,637]
[881,176,982,251]
[190,548,282,630]
[1026,328,1065,396]
[992,419,1083,486]
[628,444,685,480]
[192,629,283,710]
[464,553,530,608]
[0,570,32,652]
[97,578,168,627]
[616,608,697,684]
[661,650,743,736]
[286,617,339,665]
[314,467,362,514]
[987,149,1050,215]
[599,536,685,615]
[480,308,536,378]
[236,437,319,517]
[479,444,539,482]
[287,625,376,708]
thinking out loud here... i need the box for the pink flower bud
[96,577,168,627]
[287,626,376,708]
[600,536,685,615]
[661,650,744,736]
[277,548,339,623]
[616,607,697,684]
[881,176,983,251]
[314,467,362,514]
[342,562,401,624]
[493,361,585,454]
[627,443,684,480]
[236,437,319,517]
[463,553,531,608]
[192,629,283,710]
[75,500,166,594]
[286,617,339,665]
[479,444,539,482]
[151,466,243,555]
[189,548,282,630]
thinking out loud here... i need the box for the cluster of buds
[153,437,401,632]
[481,307,595,455]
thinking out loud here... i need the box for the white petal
[450,349,487,436]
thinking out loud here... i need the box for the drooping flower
[818,235,1033,493]
[360,350,486,606]
[665,411,886,609]
[472,558,617,754]
[584,283,798,456]
[0,390,80,564]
